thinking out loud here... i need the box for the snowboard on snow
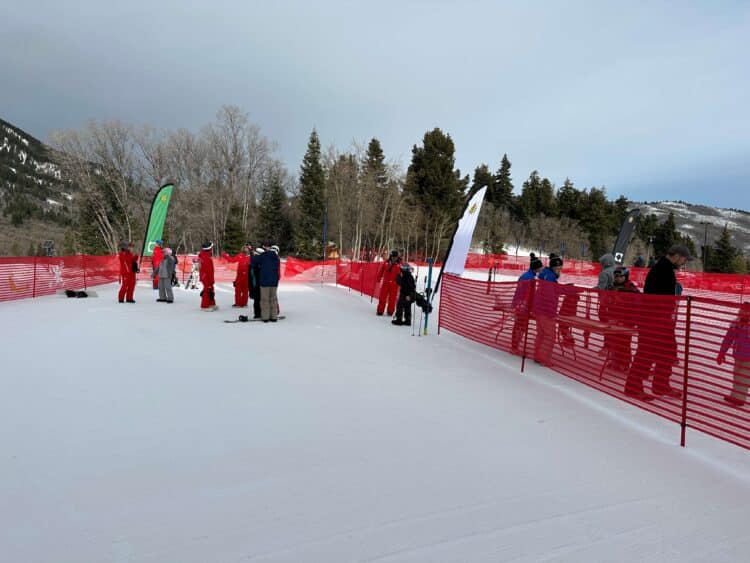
[224,315,286,323]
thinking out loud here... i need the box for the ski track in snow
[2,280,750,562]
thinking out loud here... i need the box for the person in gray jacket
[597,253,617,290]
[153,247,176,303]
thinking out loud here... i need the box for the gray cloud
[2,0,748,209]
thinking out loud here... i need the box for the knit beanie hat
[549,254,563,268]
[201,241,213,251]
[529,253,543,271]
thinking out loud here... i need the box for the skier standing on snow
[151,239,164,290]
[392,262,416,326]
[118,241,137,303]
[222,245,251,308]
[153,247,176,303]
[259,243,280,322]
[250,246,265,319]
[198,241,217,311]
[376,250,401,317]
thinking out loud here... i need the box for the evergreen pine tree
[295,129,326,259]
[404,128,465,219]
[491,154,513,209]
[710,225,738,273]
[556,178,581,221]
[363,138,387,188]
[222,204,246,254]
[653,212,678,257]
[258,172,291,250]
[471,164,494,193]
[578,188,610,258]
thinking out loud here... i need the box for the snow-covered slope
[2,281,750,562]
[638,200,750,253]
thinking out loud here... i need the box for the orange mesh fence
[336,261,382,298]
[0,255,120,301]
[438,273,750,450]
[0,254,336,303]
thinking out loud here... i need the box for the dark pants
[395,296,412,324]
[625,315,677,394]
[252,285,261,318]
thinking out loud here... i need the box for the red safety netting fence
[438,273,750,450]
[0,254,338,303]
[477,253,750,302]
[0,255,120,302]
[335,261,438,300]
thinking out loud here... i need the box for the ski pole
[411,301,416,336]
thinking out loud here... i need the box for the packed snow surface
[3,280,750,562]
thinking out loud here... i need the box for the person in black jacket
[250,246,265,319]
[624,245,692,400]
[392,262,416,326]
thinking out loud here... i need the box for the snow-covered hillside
[638,201,750,253]
[3,281,750,562]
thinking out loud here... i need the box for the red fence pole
[32,255,37,298]
[680,296,693,447]
[82,253,88,290]
[520,279,536,374]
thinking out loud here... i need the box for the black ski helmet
[390,249,399,258]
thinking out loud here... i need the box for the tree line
[39,104,746,273]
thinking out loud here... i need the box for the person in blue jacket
[533,254,563,366]
[511,254,543,352]
[259,243,281,322]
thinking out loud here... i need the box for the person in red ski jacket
[118,241,137,303]
[198,241,217,310]
[376,250,402,316]
[222,245,251,307]
[151,240,163,289]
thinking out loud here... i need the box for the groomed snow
[3,281,750,562]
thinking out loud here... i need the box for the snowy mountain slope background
[637,201,750,255]
[0,118,75,254]
[3,280,750,562]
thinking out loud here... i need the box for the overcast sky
[2,0,748,209]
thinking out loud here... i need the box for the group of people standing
[375,249,418,326]
[117,240,282,322]
[219,242,281,322]
[510,245,750,407]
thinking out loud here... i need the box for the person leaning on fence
[532,254,564,367]
[376,250,401,317]
[624,244,692,400]
[392,262,416,326]
[718,302,750,407]
[118,241,137,303]
[259,243,281,322]
[153,247,176,303]
[511,253,543,352]
[607,266,640,370]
